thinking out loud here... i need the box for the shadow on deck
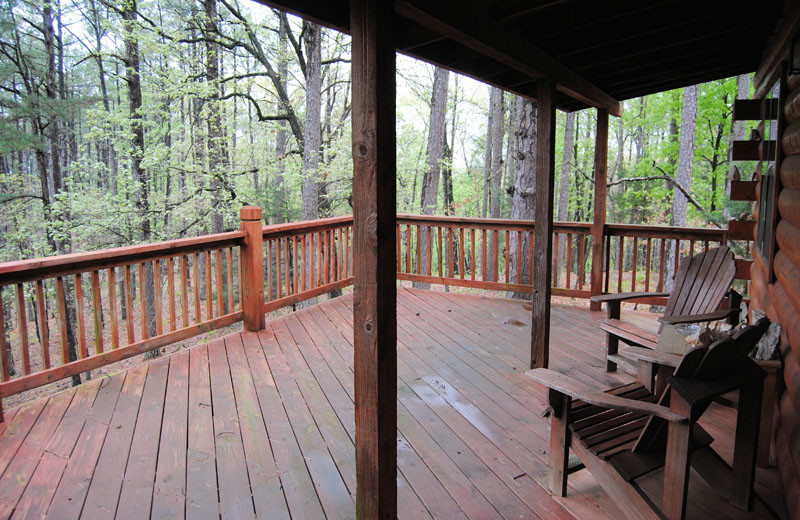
[0,288,784,519]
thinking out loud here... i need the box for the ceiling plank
[394,0,622,116]
[754,3,800,97]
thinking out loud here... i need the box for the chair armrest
[620,346,682,368]
[526,369,688,423]
[590,291,670,304]
[658,308,738,325]
[669,361,765,405]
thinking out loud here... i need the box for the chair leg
[548,389,571,497]
[731,379,763,510]
[662,396,693,520]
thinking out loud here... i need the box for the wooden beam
[531,79,557,369]
[394,0,621,116]
[590,108,609,312]
[351,0,397,518]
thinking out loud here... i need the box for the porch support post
[590,108,609,311]
[351,0,397,518]
[531,79,556,369]
[240,206,265,331]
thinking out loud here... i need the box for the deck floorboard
[0,288,783,519]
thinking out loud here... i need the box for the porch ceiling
[255,0,785,112]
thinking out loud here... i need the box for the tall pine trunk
[508,97,537,299]
[557,112,575,279]
[416,66,448,288]
[486,87,504,281]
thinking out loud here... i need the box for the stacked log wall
[753,71,800,517]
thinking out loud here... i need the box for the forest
[0,0,754,268]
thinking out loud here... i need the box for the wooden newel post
[590,108,609,312]
[240,206,265,332]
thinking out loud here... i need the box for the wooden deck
[0,288,784,519]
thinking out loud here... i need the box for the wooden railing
[0,231,246,399]
[395,214,592,297]
[262,215,354,313]
[0,208,751,409]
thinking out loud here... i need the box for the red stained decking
[0,288,784,519]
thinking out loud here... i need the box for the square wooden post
[351,0,397,518]
[590,108,609,311]
[531,79,556,369]
[240,206,265,332]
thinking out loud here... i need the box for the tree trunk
[667,84,699,289]
[557,111,575,276]
[123,0,158,357]
[508,97,537,299]
[482,86,492,218]
[724,74,750,219]
[205,0,226,235]
[417,66,448,287]
[486,87,504,281]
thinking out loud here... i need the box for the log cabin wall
[750,58,800,516]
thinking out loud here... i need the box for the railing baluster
[215,250,224,319]
[266,240,273,301]
[504,230,510,284]
[604,234,611,293]
[284,237,291,297]
[396,224,401,273]
[470,229,476,281]
[416,226,422,275]
[631,237,638,293]
[0,288,9,380]
[438,227,443,278]
[124,265,135,344]
[139,262,149,339]
[193,253,201,322]
[459,228,465,280]
[155,259,164,336]
[657,239,666,292]
[493,230,499,282]
[181,256,189,328]
[481,229,487,281]
[645,238,652,292]
[74,274,88,359]
[275,239,282,299]
[517,231,523,285]
[578,234,585,290]
[448,228,454,278]
[566,233,572,289]
[553,232,560,287]
[108,267,119,350]
[406,225,412,275]
[91,271,104,354]
[227,248,234,312]
[345,226,350,277]
[704,240,710,253]
[689,240,695,258]
[325,230,331,285]
[617,236,624,293]
[293,236,299,294]
[302,234,308,291]
[167,257,177,332]
[15,283,30,374]
[35,279,50,369]
[204,251,213,320]
[56,276,69,365]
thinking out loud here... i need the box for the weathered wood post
[351,0,397,517]
[531,79,556,369]
[590,108,609,311]
[240,206,265,332]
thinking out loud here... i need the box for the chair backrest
[662,246,736,320]
[632,318,770,453]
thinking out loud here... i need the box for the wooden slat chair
[591,246,741,373]
[527,318,770,520]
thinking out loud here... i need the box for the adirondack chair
[527,318,770,520]
[591,245,741,373]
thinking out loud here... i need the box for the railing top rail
[262,215,354,238]
[604,222,727,240]
[0,230,246,286]
[396,213,593,232]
